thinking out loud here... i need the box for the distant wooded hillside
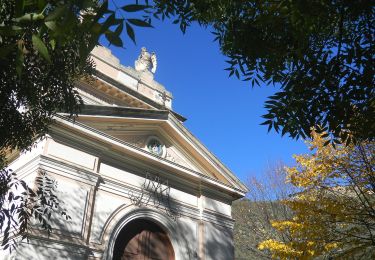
[232,198,291,260]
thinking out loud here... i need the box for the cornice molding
[51,115,247,198]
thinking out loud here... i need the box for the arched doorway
[112,219,175,260]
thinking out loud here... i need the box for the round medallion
[147,137,165,157]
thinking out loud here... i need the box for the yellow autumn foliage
[258,239,303,259]
[258,131,375,259]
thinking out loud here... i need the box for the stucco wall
[4,136,236,260]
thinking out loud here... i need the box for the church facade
[5,46,247,260]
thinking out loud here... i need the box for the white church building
[5,46,247,260]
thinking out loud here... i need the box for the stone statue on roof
[135,47,157,74]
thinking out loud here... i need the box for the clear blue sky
[104,18,309,184]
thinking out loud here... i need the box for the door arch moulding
[103,207,185,260]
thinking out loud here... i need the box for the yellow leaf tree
[259,132,375,259]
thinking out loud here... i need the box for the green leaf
[260,120,272,126]
[268,122,273,132]
[90,22,102,34]
[122,4,149,12]
[105,32,123,47]
[100,13,116,33]
[323,139,331,146]
[0,45,15,59]
[254,78,259,86]
[37,0,47,11]
[127,19,153,27]
[15,46,24,77]
[78,0,96,9]
[115,22,123,35]
[32,34,51,63]
[235,69,239,79]
[0,26,23,36]
[15,0,25,17]
[49,39,56,50]
[45,5,66,22]
[333,138,341,144]
[94,0,112,23]
[45,21,57,31]
[262,113,275,119]
[345,136,351,146]
[126,23,135,44]
[281,126,288,136]
[14,13,44,22]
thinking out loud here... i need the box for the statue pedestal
[139,70,154,85]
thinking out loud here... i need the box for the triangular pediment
[58,105,247,194]
[110,133,201,172]
[75,112,220,180]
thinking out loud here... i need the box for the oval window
[147,137,165,157]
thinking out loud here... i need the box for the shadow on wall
[132,183,233,260]
[140,181,200,259]
[205,223,233,260]
[49,178,89,236]
[9,238,88,260]
[174,217,199,259]
[5,171,92,260]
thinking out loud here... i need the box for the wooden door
[113,219,175,260]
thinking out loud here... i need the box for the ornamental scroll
[128,173,179,220]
